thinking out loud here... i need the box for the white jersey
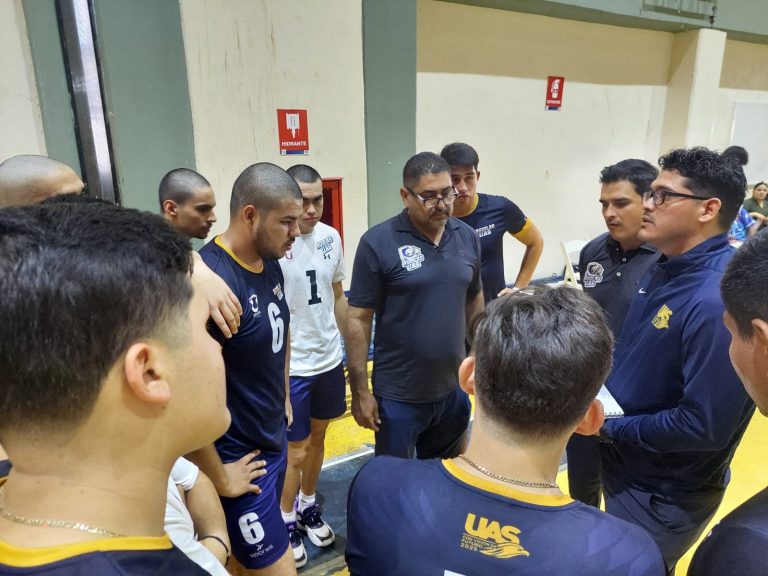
[279,221,346,376]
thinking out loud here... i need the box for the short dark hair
[722,145,749,166]
[0,202,193,436]
[722,231,768,339]
[440,142,479,170]
[599,159,658,196]
[159,168,211,208]
[469,286,613,439]
[402,152,450,189]
[230,162,302,217]
[658,147,747,229]
[287,164,322,184]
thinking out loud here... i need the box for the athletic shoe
[296,503,336,547]
[286,521,307,568]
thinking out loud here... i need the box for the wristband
[200,534,230,565]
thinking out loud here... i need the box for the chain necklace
[458,455,559,490]
[0,486,125,538]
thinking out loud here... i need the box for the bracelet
[200,534,230,565]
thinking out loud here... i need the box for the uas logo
[460,513,529,559]
[248,293,261,318]
[398,245,425,271]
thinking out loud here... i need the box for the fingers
[248,483,263,495]
[210,307,233,339]
[228,290,243,315]
[371,404,381,432]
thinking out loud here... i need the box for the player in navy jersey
[347,152,484,459]
[440,142,543,302]
[197,162,302,575]
[347,287,665,576]
[688,231,768,575]
[0,201,228,575]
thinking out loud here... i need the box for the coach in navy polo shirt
[440,142,543,302]
[346,152,484,459]
[598,147,755,572]
[566,159,660,508]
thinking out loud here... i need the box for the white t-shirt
[279,222,346,376]
[166,458,229,576]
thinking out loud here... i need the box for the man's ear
[459,356,476,396]
[400,187,410,208]
[753,319,768,356]
[242,205,260,228]
[699,197,722,224]
[123,342,171,406]
[475,169,481,183]
[574,399,605,436]
[162,199,178,218]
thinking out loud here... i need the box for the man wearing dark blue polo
[346,152,484,459]
[566,159,660,508]
[598,147,755,572]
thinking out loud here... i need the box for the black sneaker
[296,503,335,547]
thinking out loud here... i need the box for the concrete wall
[179,0,368,279]
[0,0,46,160]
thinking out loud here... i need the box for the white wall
[179,0,367,280]
[0,0,46,160]
[417,0,672,278]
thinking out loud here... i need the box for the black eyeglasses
[407,186,459,208]
[643,189,711,206]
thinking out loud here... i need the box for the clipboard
[597,385,624,418]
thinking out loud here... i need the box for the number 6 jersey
[199,236,290,458]
[279,222,346,377]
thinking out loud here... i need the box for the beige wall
[0,0,46,160]
[179,0,367,280]
[417,0,671,278]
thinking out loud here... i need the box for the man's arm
[284,328,293,427]
[601,304,754,452]
[465,288,485,338]
[185,444,266,497]
[332,281,348,341]
[510,220,544,289]
[192,252,243,338]
[185,470,231,567]
[346,306,379,431]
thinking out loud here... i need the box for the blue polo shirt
[601,234,755,494]
[347,457,665,576]
[456,193,527,302]
[578,233,659,340]
[199,237,290,458]
[348,210,481,403]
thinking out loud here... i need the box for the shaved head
[0,155,84,208]
[230,162,302,216]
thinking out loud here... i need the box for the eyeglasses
[407,186,459,208]
[642,189,711,206]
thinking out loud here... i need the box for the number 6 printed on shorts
[238,512,265,545]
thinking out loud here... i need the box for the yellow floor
[322,365,768,575]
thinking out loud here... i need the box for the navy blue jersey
[578,233,659,340]
[346,457,665,576]
[601,234,754,493]
[456,193,527,302]
[348,211,482,402]
[0,535,207,575]
[199,237,290,458]
[688,486,768,575]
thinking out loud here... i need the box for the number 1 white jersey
[279,222,346,376]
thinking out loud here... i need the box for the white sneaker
[297,503,336,547]
[286,521,307,568]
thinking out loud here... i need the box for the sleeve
[601,299,754,452]
[503,198,528,235]
[469,230,483,297]
[332,230,346,284]
[688,526,768,576]
[742,209,757,229]
[171,457,200,492]
[347,233,382,309]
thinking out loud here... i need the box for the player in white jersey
[278,165,347,568]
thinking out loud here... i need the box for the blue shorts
[220,443,289,569]
[374,388,470,459]
[287,362,346,442]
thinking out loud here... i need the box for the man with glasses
[598,147,755,572]
[440,142,543,302]
[347,152,483,459]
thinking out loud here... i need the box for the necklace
[0,486,125,538]
[458,455,559,490]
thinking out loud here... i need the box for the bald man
[0,154,84,207]
[160,168,217,240]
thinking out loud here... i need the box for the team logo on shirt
[398,245,425,271]
[476,223,495,238]
[652,304,672,329]
[273,283,284,301]
[582,262,604,288]
[316,236,334,260]
[248,293,261,318]
[460,513,529,559]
